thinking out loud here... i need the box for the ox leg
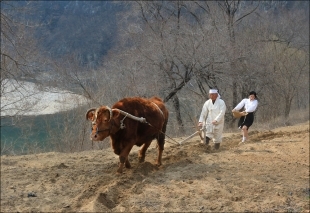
[156,132,165,166]
[117,146,133,174]
[138,141,151,163]
[125,157,131,168]
[117,156,125,174]
[156,149,163,166]
[117,156,131,173]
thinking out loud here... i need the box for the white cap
[209,89,218,94]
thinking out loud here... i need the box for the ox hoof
[155,162,162,167]
[116,169,123,174]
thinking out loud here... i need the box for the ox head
[86,106,120,141]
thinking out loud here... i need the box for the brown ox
[86,96,169,174]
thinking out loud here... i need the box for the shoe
[205,137,210,145]
[214,143,220,150]
[206,145,211,151]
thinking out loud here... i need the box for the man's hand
[198,122,203,127]
[212,120,218,125]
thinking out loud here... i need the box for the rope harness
[91,103,180,145]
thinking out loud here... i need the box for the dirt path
[1,121,309,212]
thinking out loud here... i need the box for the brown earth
[1,121,309,212]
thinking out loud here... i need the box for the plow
[178,127,205,145]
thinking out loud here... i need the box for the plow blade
[179,131,202,145]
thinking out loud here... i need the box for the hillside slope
[1,121,309,212]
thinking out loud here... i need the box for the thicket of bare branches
[1,1,309,155]
[91,1,308,129]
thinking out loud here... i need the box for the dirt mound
[1,121,309,212]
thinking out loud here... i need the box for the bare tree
[242,3,310,124]
[116,1,222,130]
[1,2,49,119]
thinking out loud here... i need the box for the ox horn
[85,108,97,120]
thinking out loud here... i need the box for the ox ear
[86,108,96,121]
[112,109,121,119]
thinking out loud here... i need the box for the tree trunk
[284,97,292,119]
[172,95,184,133]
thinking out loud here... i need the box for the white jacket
[199,97,226,125]
[233,98,258,113]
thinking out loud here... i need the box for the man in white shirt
[198,89,226,150]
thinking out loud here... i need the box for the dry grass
[254,107,309,131]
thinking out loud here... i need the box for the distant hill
[9,1,308,68]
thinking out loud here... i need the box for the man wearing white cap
[198,89,226,150]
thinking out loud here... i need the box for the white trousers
[204,123,224,143]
